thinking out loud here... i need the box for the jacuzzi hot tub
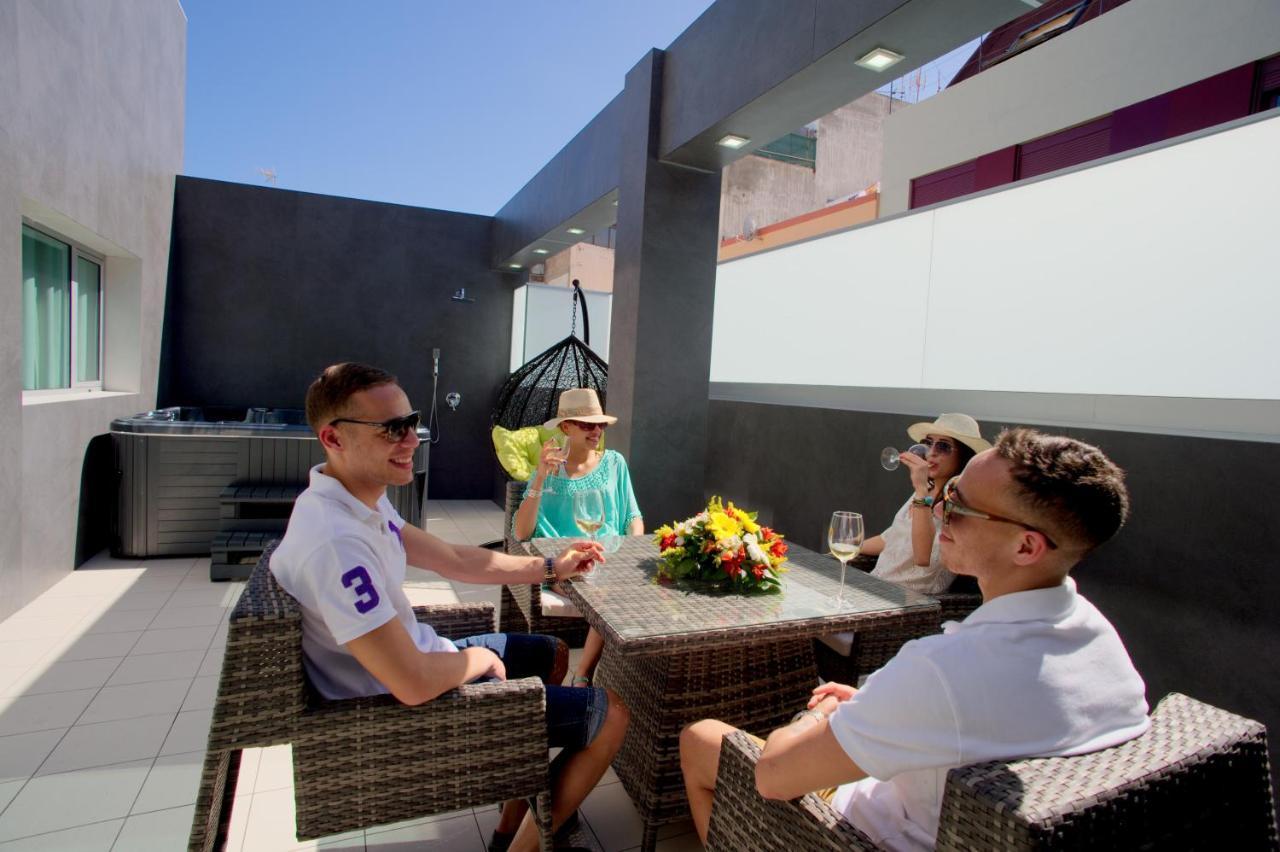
[111,406,429,558]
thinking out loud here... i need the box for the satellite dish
[742,215,757,241]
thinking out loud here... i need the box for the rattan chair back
[706,691,1278,851]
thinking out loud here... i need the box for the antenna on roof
[258,167,277,187]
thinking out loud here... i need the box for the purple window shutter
[974,146,1018,191]
[1259,55,1280,93]
[1111,94,1172,154]
[1167,63,1254,137]
[910,160,978,208]
[1016,115,1113,180]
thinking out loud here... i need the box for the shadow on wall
[75,434,116,567]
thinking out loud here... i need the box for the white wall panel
[711,212,935,387]
[713,113,1280,402]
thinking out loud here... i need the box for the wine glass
[542,431,571,494]
[573,489,606,580]
[828,511,865,603]
[880,443,930,471]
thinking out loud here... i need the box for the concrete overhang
[659,0,1037,171]
[492,0,1035,269]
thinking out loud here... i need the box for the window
[21,224,103,391]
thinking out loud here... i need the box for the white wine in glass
[828,511,865,602]
[573,489,606,581]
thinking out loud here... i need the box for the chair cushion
[539,586,582,618]
[818,631,854,656]
[491,425,608,482]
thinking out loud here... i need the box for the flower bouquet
[653,496,789,592]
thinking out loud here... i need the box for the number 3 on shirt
[341,565,381,614]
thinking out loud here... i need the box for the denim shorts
[453,632,608,750]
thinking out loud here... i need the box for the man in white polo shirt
[271,363,628,852]
[680,428,1150,851]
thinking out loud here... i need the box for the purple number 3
[341,566,381,614]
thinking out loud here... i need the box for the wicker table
[529,536,940,852]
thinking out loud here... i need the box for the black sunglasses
[564,419,607,431]
[329,410,421,443]
[941,476,1058,549]
[921,437,957,456]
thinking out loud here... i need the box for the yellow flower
[729,502,760,534]
[705,511,740,543]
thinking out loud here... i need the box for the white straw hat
[543,388,618,430]
[907,413,991,453]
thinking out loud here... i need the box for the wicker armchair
[498,480,590,646]
[189,541,554,851]
[814,554,983,685]
[705,692,1278,851]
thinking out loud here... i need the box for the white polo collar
[947,577,1078,633]
[308,464,384,528]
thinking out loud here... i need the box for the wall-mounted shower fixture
[445,392,462,411]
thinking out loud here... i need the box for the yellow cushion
[491,424,606,481]
[492,425,547,481]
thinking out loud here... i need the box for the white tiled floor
[0,500,700,851]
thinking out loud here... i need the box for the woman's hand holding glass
[897,449,933,497]
[537,434,570,494]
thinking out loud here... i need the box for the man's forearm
[436,541,544,584]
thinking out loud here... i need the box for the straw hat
[543,388,618,430]
[907,413,991,453]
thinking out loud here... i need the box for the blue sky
[181,0,714,215]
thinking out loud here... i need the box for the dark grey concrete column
[608,49,722,526]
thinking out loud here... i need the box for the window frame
[21,220,106,395]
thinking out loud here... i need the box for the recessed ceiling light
[566,227,586,235]
[508,263,522,270]
[532,248,549,255]
[855,47,905,72]
[717,134,750,149]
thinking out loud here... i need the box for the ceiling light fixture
[566,227,586,235]
[508,263,522,270]
[717,134,750,149]
[532,248,549,255]
[855,47,905,72]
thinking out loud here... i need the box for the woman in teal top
[514,389,643,685]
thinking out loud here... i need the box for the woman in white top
[863,413,990,595]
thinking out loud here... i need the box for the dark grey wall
[706,400,1280,790]
[161,176,517,499]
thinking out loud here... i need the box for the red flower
[751,565,766,580]
[661,534,677,550]
[760,526,776,541]
[770,540,788,557]
[722,560,743,578]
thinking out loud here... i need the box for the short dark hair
[305,362,397,434]
[993,428,1129,554]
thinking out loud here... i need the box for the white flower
[745,535,770,566]
[674,536,685,546]
[721,534,742,551]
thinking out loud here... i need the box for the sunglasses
[921,437,957,456]
[940,476,1058,549]
[329,410,421,443]
[564,420,606,432]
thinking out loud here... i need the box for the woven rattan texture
[520,536,935,850]
[499,480,591,646]
[706,693,1278,851]
[190,542,554,851]
[528,537,939,656]
[706,731,879,851]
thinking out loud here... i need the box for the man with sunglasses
[680,428,1149,851]
[271,363,628,852]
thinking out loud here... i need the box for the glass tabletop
[530,536,939,653]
